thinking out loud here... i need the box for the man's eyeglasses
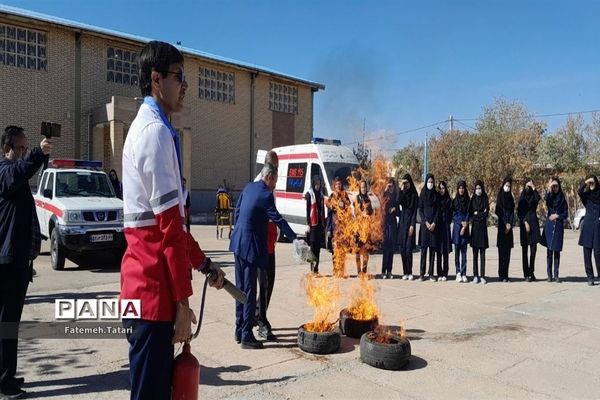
[165,70,186,83]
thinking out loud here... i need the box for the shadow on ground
[201,364,295,386]
[24,369,129,398]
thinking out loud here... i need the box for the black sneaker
[531,274,537,282]
[0,386,26,399]
[526,276,532,282]
[4,378,24,388]
[240,338,264,349]
[548,277,553,282]
[588,280,595,286]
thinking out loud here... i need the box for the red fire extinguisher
[172,272,247,400]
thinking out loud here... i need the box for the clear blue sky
[4,0,600,152]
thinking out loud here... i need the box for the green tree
[392,142,423,182]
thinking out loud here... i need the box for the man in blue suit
[229,162,297,349]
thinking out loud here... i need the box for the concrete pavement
[14,226,600,399]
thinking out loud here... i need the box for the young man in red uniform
[120,41,224,400]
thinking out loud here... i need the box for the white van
[256,138,380,236]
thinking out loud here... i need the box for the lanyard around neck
[143,96,182,180]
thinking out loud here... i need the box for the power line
[453,108,600,122]
[345,120,447,145]
[455,120,476,131]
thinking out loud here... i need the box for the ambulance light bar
[51,159,103,169]
[312,137,342,146]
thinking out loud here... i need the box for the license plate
[90,234,113,243]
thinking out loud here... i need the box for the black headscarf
[399,173,418,210]
[384,177,397,208]
[585,175,600,204]
[109,169,122,198]
[471,179,488,211]
[546,176,566,212]
[420,173,438,207]
[496,176,515,214]
[518,177,534,200]
[438,180,451,210]
[452,180,469,214]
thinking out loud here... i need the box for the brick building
[0,5,324,212]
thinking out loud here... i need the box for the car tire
[360,331,411,370]
[339,308,378,338]
[50,229,66,270]
[297,325,341,354]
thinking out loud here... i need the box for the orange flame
[371,319,406,344]
[303,274,341,332]
[329,157,392,278]
[346,275,380,321]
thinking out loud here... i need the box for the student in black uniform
[495,177,515,282]
[469,180,489,284]
[437,180,452,281]
[517,178,541,282]
[398,174,418,280]
[418,174,440,281]
[381,178,398,279]
[577,175,600,286]
[305,175,326,274]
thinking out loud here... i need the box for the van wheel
[50,229,66,270]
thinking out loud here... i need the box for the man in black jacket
[0,126,51,398]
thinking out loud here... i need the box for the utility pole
[449,115,454,131]
[362,117,366,148]
[423,131,428,182]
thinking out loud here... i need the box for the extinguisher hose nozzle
[192,273,247,340]
[222,279,247,304]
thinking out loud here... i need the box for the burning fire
[370,320,406,344]
[330,157,391,278]
[346,275,380,321]
[303,274,341,333]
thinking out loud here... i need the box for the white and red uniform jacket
[121,102,206,322]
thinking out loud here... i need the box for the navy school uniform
[541,190,568,280]
[397,189,417,275]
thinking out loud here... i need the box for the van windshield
[323,162,359,190]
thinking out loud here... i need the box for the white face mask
[426,182,434,190]
[475,188,482,196]
[503,185,510,193]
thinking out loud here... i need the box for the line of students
[304,172,600,285]
[379,174,600,285]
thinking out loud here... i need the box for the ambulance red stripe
[277,152,318,160]
[35,199,64,218]
[274,191,304,200]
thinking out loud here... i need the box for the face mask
[427,182,434,190]
[503,185,510,193]
[475,188,482,196]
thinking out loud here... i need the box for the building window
[199,67,234,104]
[0,24,47,71]
[269,82,298,114]
[106,46,138,86]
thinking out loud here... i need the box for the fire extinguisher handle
[222,278,247,304]
[207,271,247,304]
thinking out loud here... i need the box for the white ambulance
[33,159,126,270]
[256,138,380,236]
